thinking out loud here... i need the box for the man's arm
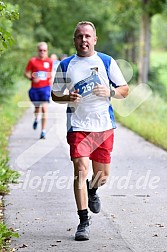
[51,91,70,103]
[24,69,32,81]
[51,90,82,104]
[93,84,129,99]
[111,85,129,99]
[24,69,41,83]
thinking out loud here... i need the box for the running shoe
[88,193,101,214]
[87,179,101,213]
[40,131,46,139]
[75,221,90,241]
[33,120,38,130]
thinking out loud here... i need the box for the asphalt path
[4,101,167,252]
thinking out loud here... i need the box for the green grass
[0,158,20,195]
[0,222,19,251]
[115,50,167,150]
[150,50,167,66]
[0,80,28,251]
[115,93,167,150]
[0,81,28,194]
[0,80,28,158]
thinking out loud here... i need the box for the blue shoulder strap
[60,55,75,73]
[97,52,117,88]
[97,52,112,83]
[57,55,75,92]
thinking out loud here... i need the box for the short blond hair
[73,21,96,38]
[37,42,48,49]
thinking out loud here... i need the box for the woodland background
[0,1,167,249]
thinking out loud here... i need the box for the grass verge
[115,50,167,151]
[0,80,28,251]
[114,91,167,150]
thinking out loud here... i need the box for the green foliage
[6,0,166,64]
[115,49,167,150]
[115,90,167,150]
[0,81,27,249]
[0,157,20,195]
[149,50,167,99]
[151,14,167,49]
[129,62,167,100]
[148,65,167,100]
[0,54,19,98]
[0,36,30,98]
[0,80,28,157]
[141,0,167,16]
[0,222,19,250]
[0,1,19,55]
[9,0,141,56]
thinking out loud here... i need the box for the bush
[0,222,19,250]
[148,64,167,100]
[128,62,166,100]
[0,158,19,195]
[0,52,23,100]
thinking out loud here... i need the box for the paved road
[4,102,167,252]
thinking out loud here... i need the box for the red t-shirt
[25,57,53,88]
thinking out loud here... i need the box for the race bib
[72,71,101,98]
[36,71,47,80]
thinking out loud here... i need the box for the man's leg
[72,157,90,240]
[73,157,89,210]
[40,102,48,139]
[41,102,47,131]
[92,161,110,188]
[29,89,40,130]
[87,129,114,212]
[34,106,40,118]
[33,105,40,130]
[87,162,110,213]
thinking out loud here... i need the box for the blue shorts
[29,86,51,106]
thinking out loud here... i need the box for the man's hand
[93,84,110,97]
[93,84,129,99]
[32,76,40,83]
[69,89,82,102]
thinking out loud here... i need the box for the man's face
[38,45,48,59]
[74,24,97,57]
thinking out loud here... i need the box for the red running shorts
[67,129,114,164]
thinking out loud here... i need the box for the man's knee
[74,167,88,180]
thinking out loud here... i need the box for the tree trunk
[138,9,151,84]
[124,31,137,64]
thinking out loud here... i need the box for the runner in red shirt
[24,42,53,139]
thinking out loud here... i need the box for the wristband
[110,88,115,98]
